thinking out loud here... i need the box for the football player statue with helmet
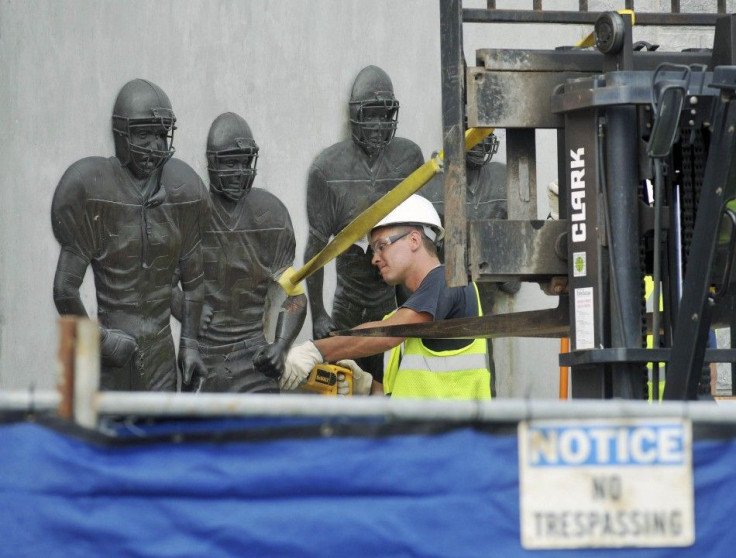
[303,65,424,383]
[173,112,306,392]
[51,78,210,391]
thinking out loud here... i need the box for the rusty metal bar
[440,0,468,287]
[486,0,495,8]
[671,0,680,13]
[57,317,76,420]
[533,0,542,11]
[330,297,569,339]
[579,0,588,11]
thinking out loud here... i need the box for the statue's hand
[312,313,336,340]
[178,337,206,390]
[252,340,287,379]
[199,304,214,336]
[99,328,138,368]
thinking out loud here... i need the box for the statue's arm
[52,248,89,317]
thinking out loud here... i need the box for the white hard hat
[371,194,445,242]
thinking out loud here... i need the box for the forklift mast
[439,0,736,400]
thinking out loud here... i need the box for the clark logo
[570,147,586,242]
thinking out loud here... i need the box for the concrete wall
[0,0,724,396]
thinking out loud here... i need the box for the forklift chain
[638,230,648,400]
[680,138,694,276]
[681,129,713,395]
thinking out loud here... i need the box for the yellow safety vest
[382,283,491,399]
[645,275,666,402]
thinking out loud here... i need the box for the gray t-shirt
[400,266,478,351]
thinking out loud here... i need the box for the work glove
[280,341,324,391]
[312,312,336,340]
[253,339,288,379]
[336,359,374,396]
[547,179,559,220]
[179,337,206,391]
[99,328,138,368]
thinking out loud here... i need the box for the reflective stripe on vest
[397,353,488,373]
[383,282,491,400]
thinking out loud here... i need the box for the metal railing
[4,388,736,426]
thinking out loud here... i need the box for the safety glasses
[370,230,411,255]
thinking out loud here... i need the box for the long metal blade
[330,296,569,339]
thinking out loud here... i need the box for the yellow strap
[277,127,495,295]
[575,9,635,48]
[276,267,306,296]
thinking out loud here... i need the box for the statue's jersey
[307,138,424,309]
[424,161,508,221]
[199,188,296,347]
[51,156,209,389]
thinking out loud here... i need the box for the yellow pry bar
[575,9,635,48]
[277,127,495,296]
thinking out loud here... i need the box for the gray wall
[0,0,723,396]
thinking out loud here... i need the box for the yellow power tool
[301,364,353,396]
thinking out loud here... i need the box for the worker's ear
[409,229,423,251]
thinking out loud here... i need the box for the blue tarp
[1,418,735,558]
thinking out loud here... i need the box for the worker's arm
[322,308,432,396]
[277,307,432,391]
[314,307,432,362]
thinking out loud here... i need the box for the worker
[51,79,210,391]
[303,65,424,383]
[172,112,307,392]
[423,131,520,396]
[274,194,491,399]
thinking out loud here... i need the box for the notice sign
[518,418,694,549]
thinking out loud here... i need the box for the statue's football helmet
[467,133,499,168]
[349,66,399,157]
[206,112,259,202]
[112,79,176,178]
